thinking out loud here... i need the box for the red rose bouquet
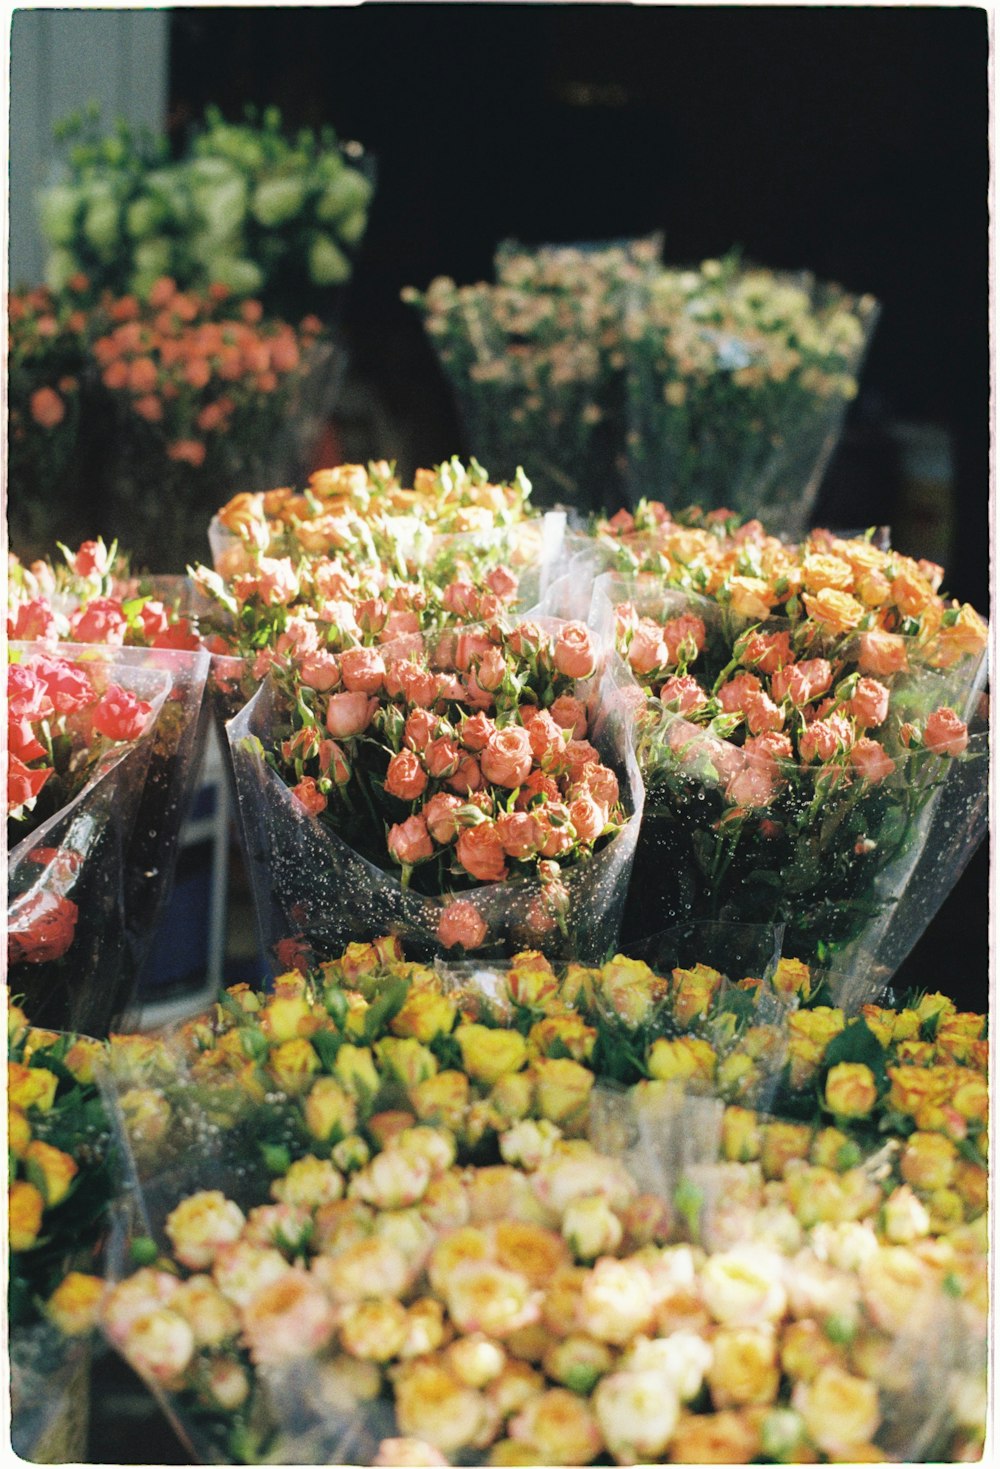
[7,643,172,1033]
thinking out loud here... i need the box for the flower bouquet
[7,642,172,1034]
[8,542,215,998]
[226,615,643,968]
[7,1012,118,1461]
[404,237,662,513]
[6,281,92,560]
[39,103,373,319]
[95,937,987,1464]
[88,281,342,569]
[596,550,988,1001]
[623,255,880,535]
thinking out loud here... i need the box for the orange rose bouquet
[593,555,988,997]
[226,615,643,967]
[7,642,173,1033]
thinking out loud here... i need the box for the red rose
[7,665,55,722]
[8,891,79,964]
[8,599,58,641]
[32,656,96,714]
[68,597,128,645]
[92,684,153,742]
[7,717,48,764]
[7,754,52,813]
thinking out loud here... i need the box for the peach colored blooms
[388,815,434,865]
[924,706,969,757]
[424,792,464,845]
[553,622,598,679]
[326,691,376,738]
[850,677,890,728]
[437,901,488,951]
[457,822,509,881]
[385,750,429,801]
[339,646,386,694]
[849,739,896,783]
[480,726,534,788]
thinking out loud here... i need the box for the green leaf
[821,1019,888,1091]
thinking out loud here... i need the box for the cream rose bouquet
[623,254,880,536]
[96,937,987,1464]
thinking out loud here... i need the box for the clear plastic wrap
[7,645,172,1034]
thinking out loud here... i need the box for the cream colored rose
[792,1365,880,1456]
[531,1142,636,1217]
[241,1269,338,1365]
[509,1387,604,1465]
[171,1274,241,1347]
[499,1118,562,1170]
[440,1260,540,1338]
[707,1326,781,1408]
[339,1298,409,1361]
[543,1334,614,1395]
[121,1308,196,1387]
[164,1190,245,1270]
[348,1148,431,1210]
[700,1246,788,1328]
[858,1245,940,1334]
[312,1236,412,1303]
[620,1330,713,1403]
[271,1155,345,1210]
[211,1241,292,1309]
[883,1185,932,1244]
[394,1359,494,1455]
[577,1257,654,1345]
[446,1333,506,1388]
[562,1194,624,1261]
[594,1367,681,1463]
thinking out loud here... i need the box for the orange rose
[456,823,508,882]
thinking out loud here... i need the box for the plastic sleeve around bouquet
[9,1324,93,1462]
[226,637,644,974]
[622,268,880,536]
[7,647,172,1036]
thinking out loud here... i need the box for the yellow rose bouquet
[94,937,987,1464]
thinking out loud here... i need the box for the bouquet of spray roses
[227,613,643,967]
[405,237,662,513]
[622,254,879,535]
[595,556,987,997]
[95,933,987,1464]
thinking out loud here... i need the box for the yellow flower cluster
[96,942,987,1464]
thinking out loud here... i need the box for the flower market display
[407,245,877,533]
[81,935,988,1465]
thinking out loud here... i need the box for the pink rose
[662,612,706,664]
[486,564,519,600]
[532,804,576,858]
[549,695,588,739]
[582,763,619,809]
[32,655,94,714]
[563,739,600,781]
[356,597,388,634]
[744,691,785,736]
[424,792,464,845]
[527,709,565,763]
[443,581,480,618]
[385,749,428,801]
[744,732,793,763]
[7,598,58,641]
[738,629,793,675]
[404,708,439,751]
[454,630,493,670]
[924,706,969,757]
[799,715,853,764]
[849,738,896,783]
[569,793,606,845]
[850,678,890,729]
[437,901,488,951]
[254,557,300,607]
[628,620,668,676]
[339,647,386,694]
[425,736,461,779]
[773,658,834,706]
[298,651,341,692]
[496,810,540,860]
[326,691,376,738]
[291,777,327,816]
[241,1270,337,1366]
[858,630,909,678]
[456,823,508,882]
[460,712,496,751]
[277,616,321,657]
[481,727,534,788]
[474,646,508,694]
[388,815,434,866]
[137,601,170,640]
[318,740,351,784]
[659,674,708,715]
[726,761,776,809]
[718,672,762,714]
[446,755,483,795]
[553,622,598,680]
[92,684,153,742]
[73,539,112,577]
[383,609,421,639]
[400,664,439,708]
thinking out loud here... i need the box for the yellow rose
[802,554,854,593]
[339,1298,409,1361]
[729,576,778,621]
[760,1121,813,1180]
[900,1130,957,1191]
[780,1318,847,1384]
[268,1037,321,1095]
[708,1327,781,1408]
[24,1139,78,1206]
[810,1127,860,1172]
[9,1179,45,1250]
[488,1071,535,1125]
[409,1070,470,1130]
[165,1189,246,1269]
[927,602,989,667]
[455,1025,528,1086]
[7,1062,58,1112]
[375,1036,439,1089]
[715,1051,758,1102]
[7,1003,29,1045]
[510,1386,604,1466]
[531,1057,595,1127]
[597,956,666,1027]
[260,995,316,1044]
[647,1035,717,1087]
[792,1366,880,1457]
[119,1088,172,1155]
[786,1033,824,1090]
[391,988,458,1043]
[785,1164,856,1227]
[949,1072,988,1123]
[332,1044,381,1102]
[394,1359,493,1455]
[62,1036,106,1084]
[895,1039,935,1066]
[559,963,600,1010]
[271,1156,344,1210]
[824,1062,878,1119]
[953,1159,988,1218]
[671,963,723,1026]
[445,1334,506,1389]
[8,1106,31,1159]
[802,588,865,635]
[667,1408,760,1464]
[770,957,812,1002]
[886,1064,947,1118]
[46,1271,105,1335]
[304,1075,358,1144]
[722,1106,762,1162]
[527,1014,596,1063]
[859,1005,895,1047]
[787,1006,845,1051]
